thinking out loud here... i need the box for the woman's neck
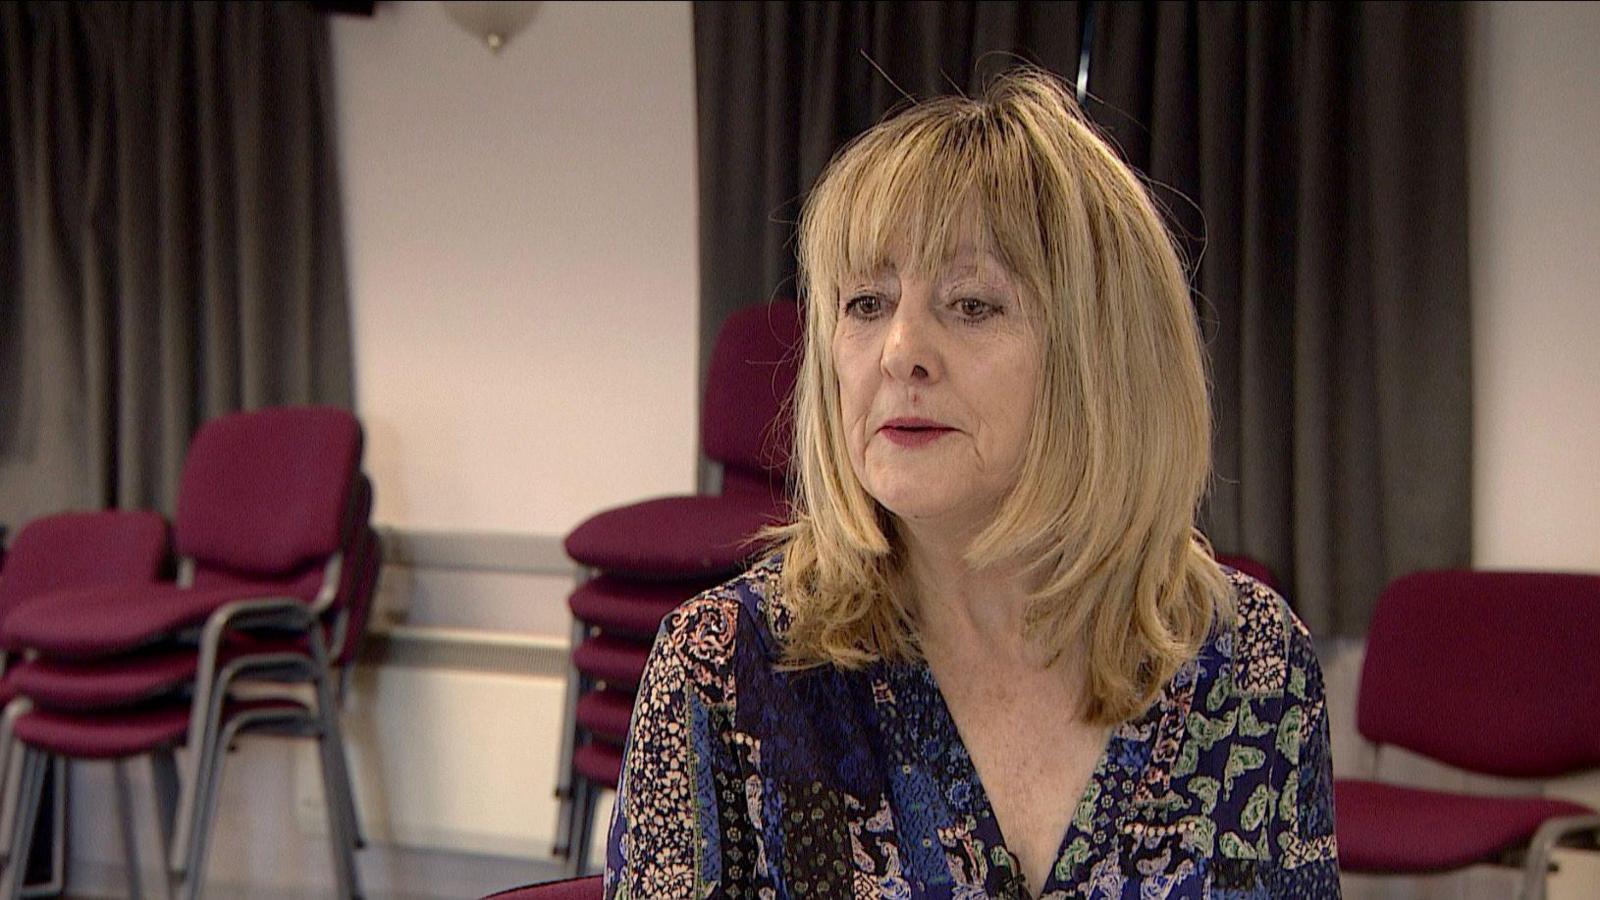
[900,523,1049,667]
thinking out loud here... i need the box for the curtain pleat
[0,1,353,525]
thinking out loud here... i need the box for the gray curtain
[0,1,353,529]
[1082,1,1472,636]
[693,0,1084,384]
[692,0,1472,635]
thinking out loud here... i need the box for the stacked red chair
[1336,570,1600,899]
[0,510,169,894]
[0,406,382,900]
[554,300,802,875]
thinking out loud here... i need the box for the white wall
[334,0,700,538]
[1470,0,1600,571]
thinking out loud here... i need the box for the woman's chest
[745,781,1247,900]
[935,686,1106,890]
[729,666,1279,899]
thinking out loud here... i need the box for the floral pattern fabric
[605,556,1340,898]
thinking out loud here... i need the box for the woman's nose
[880,299,940,383]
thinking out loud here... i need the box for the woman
[606,69,1338,899]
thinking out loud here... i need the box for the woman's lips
[878,418,956,447]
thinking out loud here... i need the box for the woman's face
[832,240,1042,541]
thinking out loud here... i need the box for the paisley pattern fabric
[605,556,1340,898]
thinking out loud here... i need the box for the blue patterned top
[605,556,1340,898]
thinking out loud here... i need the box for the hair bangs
[814,114,1037,302]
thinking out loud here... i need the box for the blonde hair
[771,67,1233,725]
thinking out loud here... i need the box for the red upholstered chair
[562,300,800,579]
[554,301,801,870]
[0,510,168,892]
[0,408,373,899]
[484,875,603,899]
[1335,570,1600,899]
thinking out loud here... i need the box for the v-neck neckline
[918,661,1110,897]
[876,659,1178,898]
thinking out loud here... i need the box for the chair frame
[0,605,361,900]
[0,551,366,898]
[179,640,359,900]
[165,551,358,876]
[1519,813,1600,900]
[0,511,170,895]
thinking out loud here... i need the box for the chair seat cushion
[2,581,317,659]
[571,636,650,688]
[484,876,603,899]
[8,638,314,711]
[13,696,306,759]
[573,741,624,788]
[575,689,634,743]
[563,494,781,578]
[567,577,716,638]
[1335,778,1596,873]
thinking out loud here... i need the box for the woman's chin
[877,496,991,539]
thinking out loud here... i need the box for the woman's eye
[954,297,999,321]
[843,295,884,319]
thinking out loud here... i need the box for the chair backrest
[484,876,603,899]
[1216,553,1280,592]
[0,511,168,619]
[1358,569,1600,778]
[189,472,374,642]
[701,300,802,499]
[174,406,361,578]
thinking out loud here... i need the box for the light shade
[440,1,540,54]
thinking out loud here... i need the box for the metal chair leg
[168,661,228,876]
[552,616,587,858]
[317,683,364,851]
[0,749,46,900]
[182,714,244,900]
[174,651,308,874]
[318,729,360,900]
[148,752,180,900]
[307,640,361,896]
[18,758,67,899]
[0,699,33,866]
[113,759,146,900]
[178,694,234,892]
[578,780,595,876]
[564,775,593,878]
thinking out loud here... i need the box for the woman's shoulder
[651,554,790,701]
[1207,567,1323,704]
